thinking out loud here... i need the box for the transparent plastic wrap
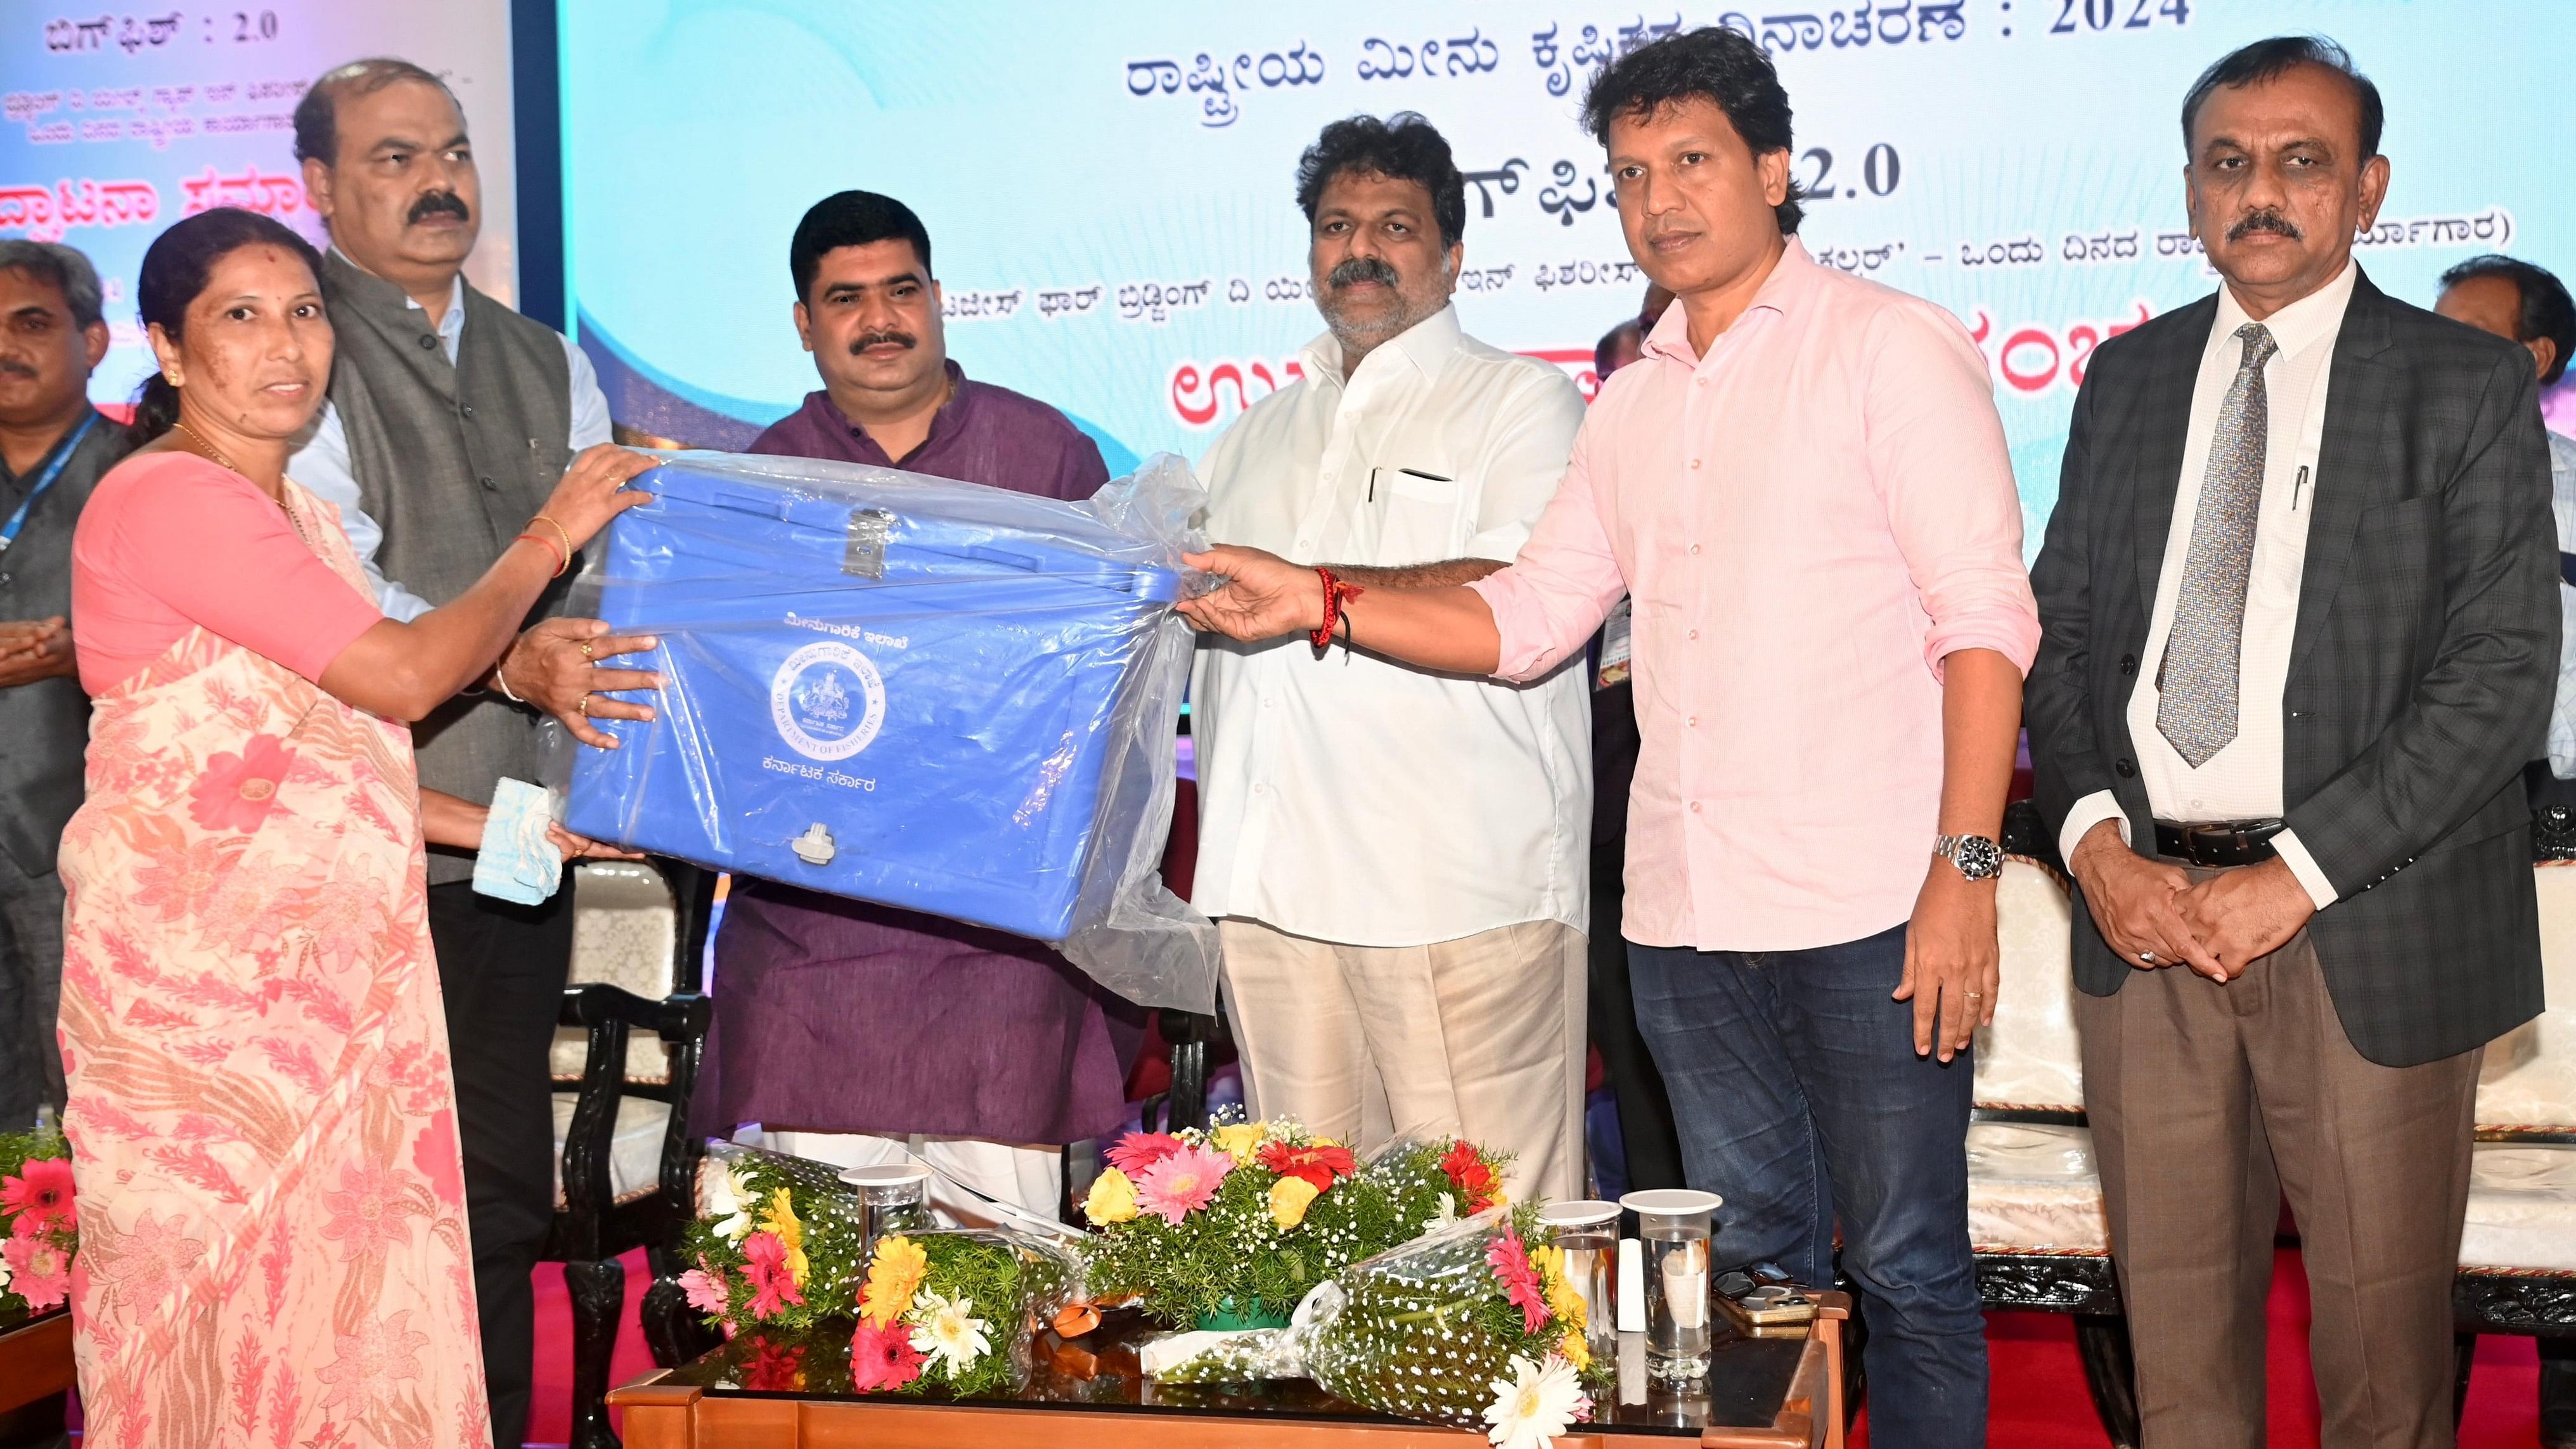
[1150,1206,1603,1436]
[553,449,1216,1011]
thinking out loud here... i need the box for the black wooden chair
[544,858,716,1449]
[2449,820,2576,1420]
[1964,801,2139,1446]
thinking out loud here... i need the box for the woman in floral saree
[56,208,650,1446]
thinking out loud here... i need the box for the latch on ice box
[791,822,837,866]
[844,508,894,579]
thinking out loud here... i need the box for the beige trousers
[1217,917,1587,1204]
[2075,882,2480,1449]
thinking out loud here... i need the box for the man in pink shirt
[1181,29,2035,1446]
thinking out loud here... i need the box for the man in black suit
[2026,37,2554,1449]
[0,241,130,1135]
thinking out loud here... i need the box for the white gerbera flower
[1423,1191,1460,1234]
[705,1162,756,1242]
[0,1244,11,1294]
[1483,1353,1590,1449]
[908,1289,991,1376]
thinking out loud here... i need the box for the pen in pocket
[2293,465,2310,512]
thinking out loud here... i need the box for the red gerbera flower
[1104,1131,1186,1176]
[0,1157,75,1232]
[850,1318,925,1391]
[741,1231,805,1320]
[1439,1140,1500,1211]
[1258,1141,1358,1194]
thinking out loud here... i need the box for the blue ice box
[564,457,1188,942]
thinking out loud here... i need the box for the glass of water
[840,1162,935,1253]
[1536,1199,1621,1363]
[1620,1188,1723,1382]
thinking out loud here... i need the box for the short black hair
[1581,27,1801,235]
[1295,113,1467,250]
[2180,35,2383,160]
[2442,254,2576,386]
[790,191,932,304]
[0,240,105,330]
[292,57,461,167]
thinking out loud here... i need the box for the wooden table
[610,1299,1845,1448]
[0,1304,73,1441]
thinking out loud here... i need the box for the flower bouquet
[1149,1207,1605,1448]
[846,1228,1086,1396]
[0,1126,75,1316]
[676,1142,872,1332]
[1080,1120,1512,1331]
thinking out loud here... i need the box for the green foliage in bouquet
[1157,1207,1606,1446]
[1079,1120,1512,1330]
[0,1126,75,1317]
[676,1143,872,1333]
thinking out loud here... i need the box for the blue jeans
[1628,925,1985,1449]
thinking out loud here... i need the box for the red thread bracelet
[1310,567,1365,650]
[515,531,567,577]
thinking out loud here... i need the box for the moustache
[849,330,917,354]
[407,190,471,226]
[1327,256,1401,290]
[0,357,36,379]
[2226,207,2302,243]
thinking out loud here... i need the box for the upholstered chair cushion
[553,861,677,1085]
[1974,859,2084,1113]
[2457,1142,2576,1272]
[2474,863,2576,1132]
[1967,1121,2109,1254]
[550,1096,672,1208]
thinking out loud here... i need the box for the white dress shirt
[2546,430,2576,777]
[1190,305,1592,946]
[287,264,614,619]
[2060,260,2359,909]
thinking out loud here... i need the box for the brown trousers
[2074,881,2480,1449]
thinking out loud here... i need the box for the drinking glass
[840,1162,935,1252]
[1535,1199,1620,1364]
[1619,1188,1722,1382]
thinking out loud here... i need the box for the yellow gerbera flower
[1084,1166,1139,1225]
[860,1235,929,1327]
[1559,1327,1592,1373]
[760,1188,809,1287]
[1532,1244,1587,1334]
[1268,1174,1321,1229]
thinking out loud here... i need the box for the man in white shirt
[1192,113,1592,1201]
[2028,40,2554,1447]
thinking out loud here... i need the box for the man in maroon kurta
[694,191,1140,1214]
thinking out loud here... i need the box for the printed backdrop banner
[568,1,2573,553]
[1,3,515,409]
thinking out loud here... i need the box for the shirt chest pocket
[1372,467,1466,564]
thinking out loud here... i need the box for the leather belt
[2153,818,2286,868]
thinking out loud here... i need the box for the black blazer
[2026,269,2555,1067]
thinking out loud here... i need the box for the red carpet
[523,1247,2544,1447]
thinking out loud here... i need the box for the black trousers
[428,880,574,1449]
[1587,840,1685,1194]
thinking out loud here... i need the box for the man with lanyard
[0,240,131,1133]
[287,57,652,1447]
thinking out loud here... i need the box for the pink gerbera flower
[1489,1228,1549,1334]
[849,1318,924,1391]
[1104,1131,1186,1176]
[679,1264,730,1315]
[740,1230,804,1320]
[0,1157,75,1232]
[1132,1143,1232,1225]
[187,734,295,835]
[2,1231,70,1311]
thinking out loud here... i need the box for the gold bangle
[529,514,576,573]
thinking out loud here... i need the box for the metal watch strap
[1934,833,2004,881]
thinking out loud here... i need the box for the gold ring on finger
[577,692,591,717]
[579,640,595,661]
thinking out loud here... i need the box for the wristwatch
[1933,834,2004,882]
